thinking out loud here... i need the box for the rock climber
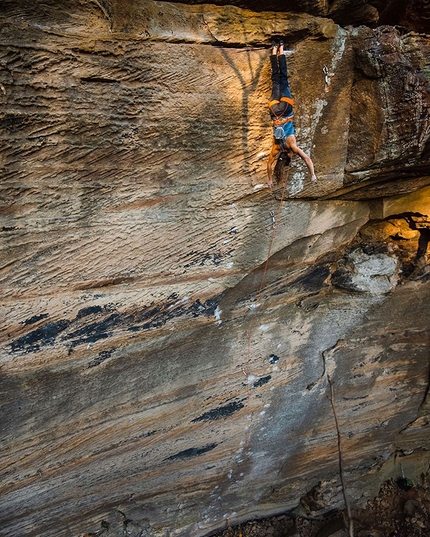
[267,40,317,187]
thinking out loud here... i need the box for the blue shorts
[273,120,295,140]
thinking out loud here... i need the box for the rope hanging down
[256,162,291,308]
[241,163,292,456]
[245,161,292,364]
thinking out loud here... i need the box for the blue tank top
[273,120,295,140]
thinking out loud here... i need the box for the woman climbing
[267,40,317,187]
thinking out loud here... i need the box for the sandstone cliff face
[1,1,429,536]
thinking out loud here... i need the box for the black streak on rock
[23,313,49,325]
[128,294,224,332]
[139,430,157,439]
[77,304,117,319]
[294,265,330,292]
[165,443,218,461]
[192,400,245,422]
[252,375,271,388]
[331,267,356,291]
[0,113,27,129]
[10,294,225,353]
[184,251,233,269]
[11,320,71,353]
[88,349,114,369]
[269,354,279,364]
[274,265,330,296]
[65,313,121,348]
[77,305,104,319]
[80,77,119,84]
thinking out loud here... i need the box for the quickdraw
[270,211,276,228]
[323,64,330,90]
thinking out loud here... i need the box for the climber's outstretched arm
[267,142,280,187]
[287,138,317,182]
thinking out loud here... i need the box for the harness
[268,96,295,125]
[272,116,294,126]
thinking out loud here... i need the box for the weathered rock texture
[1,1,429,536]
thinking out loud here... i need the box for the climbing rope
[240,162,292,468]
[255,162,291,305]
[245,161,291,344]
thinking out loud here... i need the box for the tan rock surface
[0,1,429,537]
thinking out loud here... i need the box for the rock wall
[1,1,429,536]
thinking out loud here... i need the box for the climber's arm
[267,142,280,187]
[288,139,317,182]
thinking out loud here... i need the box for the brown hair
[273,151,291,184]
